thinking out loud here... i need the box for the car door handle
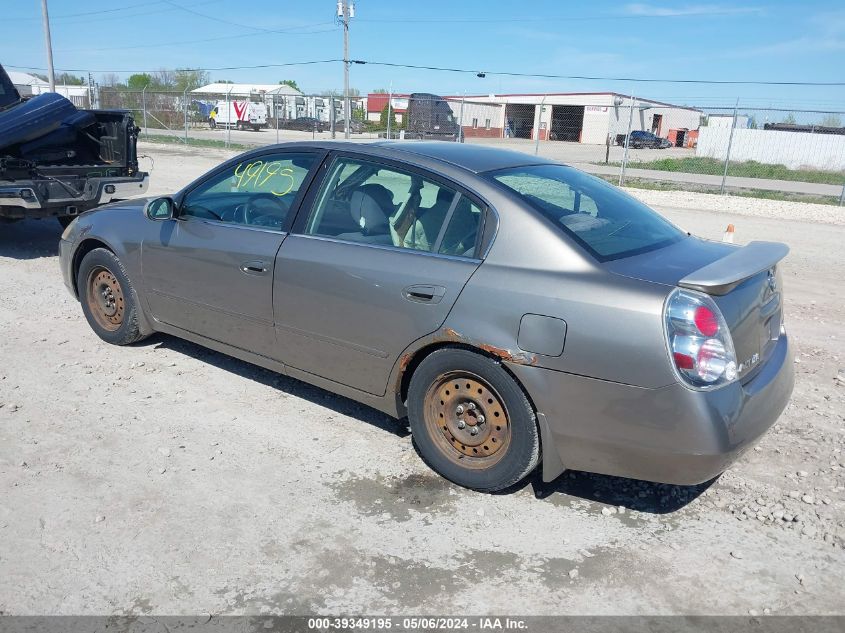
[240,260,268,275]
[402,284,446,304]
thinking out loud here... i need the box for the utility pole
[338,0,354,140]
[40,0,56,92]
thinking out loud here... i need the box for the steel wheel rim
[86,266,125,331]
[423,371,511,469]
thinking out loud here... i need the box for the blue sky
[3,0,844,110]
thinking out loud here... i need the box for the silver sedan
[59,141,794,492]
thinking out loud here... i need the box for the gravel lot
[0,143,843,616]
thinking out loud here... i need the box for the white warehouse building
[450,92,702,145]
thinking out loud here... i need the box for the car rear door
[272,153,488,395]
[142,150,324,355]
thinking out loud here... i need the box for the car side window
[495,172,598,219]
[304,157,473,255]
[437,196,483,257]
[181,153,316,231]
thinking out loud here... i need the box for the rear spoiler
[679,241,789,296]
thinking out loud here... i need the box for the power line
[7,60,343,74]
[6,0,223,23]
[159,0,327,34]
[355,11,757,24]
[352,60,845,87]
[57,23,338,53]
[7,0,169,20]
[8,58,845,87]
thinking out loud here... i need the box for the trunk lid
[605,236,788,383]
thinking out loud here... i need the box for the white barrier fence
[697,126,845,171]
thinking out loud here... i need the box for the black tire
[77,248,147,346]
[407,348,540,492]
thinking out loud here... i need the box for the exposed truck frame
[0,64,148,227]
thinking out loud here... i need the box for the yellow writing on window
[233,161,295,196]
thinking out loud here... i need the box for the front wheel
[77,248,147,346]
[407,348,540,492]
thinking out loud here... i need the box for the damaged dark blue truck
[0,63,148,227]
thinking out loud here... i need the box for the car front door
[142,150,323,355]
[273,154,487,395]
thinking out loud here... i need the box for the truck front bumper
[0,173,149,220]
[507,332,794,485]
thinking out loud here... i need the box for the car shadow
[139,333,410,439]
[525,468,716,514]
[0,219,63,260]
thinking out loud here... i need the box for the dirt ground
[0,143,843,616]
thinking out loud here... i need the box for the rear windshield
[487,164,684,261]
[0,67,21,110]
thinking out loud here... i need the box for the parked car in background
[0,63,147,228]
[280,117,329,132]
[59,141,793,492]
[615,130,672,149]
[333,119,365,134]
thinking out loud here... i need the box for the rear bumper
[508,333,794,485]
[0,173,149,219]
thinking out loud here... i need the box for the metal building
[457,92,702,144]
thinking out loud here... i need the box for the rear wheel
[77,248,147,346]
[407,348,540,492]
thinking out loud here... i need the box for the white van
[209,100,267,131]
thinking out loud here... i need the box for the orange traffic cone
[723,224,735,243]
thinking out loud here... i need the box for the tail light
[664,288,737,389]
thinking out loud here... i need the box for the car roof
[375,141,556,173]
[254,140,556,175]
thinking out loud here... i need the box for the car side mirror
[145,197,174,221]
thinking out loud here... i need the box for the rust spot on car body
[477,342,538,365]
[439,328,538,365]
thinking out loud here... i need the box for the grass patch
[598,176,842,207]
[139,133,251,151]
[605,157,845,185]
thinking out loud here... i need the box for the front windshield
[488,164,685,261]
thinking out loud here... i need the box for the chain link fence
[97,87,845,205]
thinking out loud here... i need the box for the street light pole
[40,0,56,92]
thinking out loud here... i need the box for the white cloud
[624,3,763,17]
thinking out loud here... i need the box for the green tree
[127,73,153,90]
[372,88,388,94]
[819,114,842,128]
[379,103,405,130]
[781,113,797,125]
[100,73,123,88]
[173,69,210,92]
[215,79,234,84]
[55,72,85,86]
[278,79,300,92]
